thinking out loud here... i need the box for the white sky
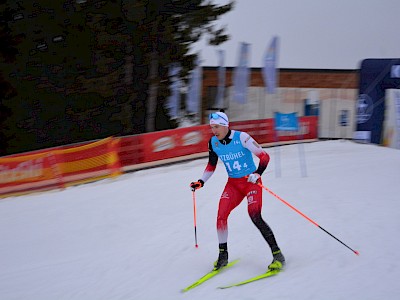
[1,141,400,299]
[193,0,400,69]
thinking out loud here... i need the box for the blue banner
[233,42,250,104]
[186,57,202,114]
[215,49,226,108]
[275,112,299,131]
[356,59,400,144]
[262,36,279,94]
[166,63,181,118]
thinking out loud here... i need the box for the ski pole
[259,183,359,256]
[191,189,199,248]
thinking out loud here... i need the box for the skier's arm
[240,132,270,175]
[200,139,218,183]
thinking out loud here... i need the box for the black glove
[190,179,204,191]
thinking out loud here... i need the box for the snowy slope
[0,140,399,300]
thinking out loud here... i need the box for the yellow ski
[218,269,280,289]
[181,259,239,292]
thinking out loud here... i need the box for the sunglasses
[209,113,228,123]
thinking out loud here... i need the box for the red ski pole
[259,183,359,256]
[192,189,199,248]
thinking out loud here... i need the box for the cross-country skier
[190,110,285,271]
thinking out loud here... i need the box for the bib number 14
[225,161,247,172]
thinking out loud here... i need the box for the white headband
[209,112,229,127]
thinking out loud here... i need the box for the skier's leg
[216,182,243,244]
[215,182,243,269]
[246,183,285,269]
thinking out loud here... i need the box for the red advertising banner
[0,137,121,197]
[140,125,211,163]
[0,116,318,198]
[126,116,318,165]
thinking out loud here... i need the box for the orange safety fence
[0,137,121,198]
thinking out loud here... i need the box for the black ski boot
[214,243,228,270]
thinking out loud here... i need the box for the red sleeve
[255,151,270,175]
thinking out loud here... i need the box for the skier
[190,110,285,271]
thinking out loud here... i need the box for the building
[201,67,358,139]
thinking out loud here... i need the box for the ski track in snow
[0,140,399,300]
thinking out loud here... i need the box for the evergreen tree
[0,0,233,154]
[0,1,22,154]
[124,0,233,131]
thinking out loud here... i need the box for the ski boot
[268,250,285,270]
[213,249,228,270]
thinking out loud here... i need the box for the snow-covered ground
[0,140,399,300]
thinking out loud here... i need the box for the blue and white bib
[211,131,256,178]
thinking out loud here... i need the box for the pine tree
[0,0,233,154]
[125,0,233,131]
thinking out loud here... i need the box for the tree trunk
[145,49,158,133]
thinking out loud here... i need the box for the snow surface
[0,140,399,300]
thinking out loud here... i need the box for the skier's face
[210,124,229,140]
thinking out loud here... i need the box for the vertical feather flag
[394,91,400,149]
[233,42,250,104]
[262,36,279,94]
[186,56,202,114]
[215,49,226,108]
[166,63,181,119]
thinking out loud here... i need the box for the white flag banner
[215,49,226,108]
[233,42,250,104]
[166,63,181,118]
[394,90,400,149]
[262,36,279,94]
[186,57,202,114]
